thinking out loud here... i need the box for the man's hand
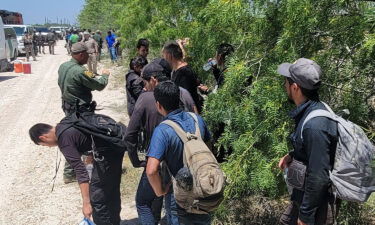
[101,69,111,76]
[198,84,209,93]
[297,219,307,225]
[82,201,93,219]
[278,154,292,170]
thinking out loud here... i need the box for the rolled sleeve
[124,99,145,167]
[147,125,169,161]
[79,72,108,91]
[299,127,331,224]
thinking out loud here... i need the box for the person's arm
[79,182,92,218]
[298,125,333,224]
[124,96,145,167]
[94,40,99,54]
[146,157,168,197]
[58,132,91,218]
[146,126,169,196]
[78,69,109,91]
[131,78,144,99]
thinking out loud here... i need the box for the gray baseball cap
[277,58,322,90]
[71,42,88,54]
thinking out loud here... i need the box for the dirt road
[0,42,138,224]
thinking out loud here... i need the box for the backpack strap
[300,106,337,139]
[187,112,201,138]
[161,113,201,143]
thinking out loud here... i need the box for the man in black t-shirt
[162,41,202,112]
[29,123,124,225]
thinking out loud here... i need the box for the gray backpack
[162,113,225,214]
[302,102,375,202]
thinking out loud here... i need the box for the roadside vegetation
[79,0,375,224]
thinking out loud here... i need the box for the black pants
[280,200,339,225]
[90,152,124,225]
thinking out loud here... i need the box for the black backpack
[58,112,127,153]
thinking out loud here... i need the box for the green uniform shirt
[58,58,108,105]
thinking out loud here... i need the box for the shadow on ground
[0,76,17,82]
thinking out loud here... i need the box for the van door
[0,19,7,60]
[0,18,9,72]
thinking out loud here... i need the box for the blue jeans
[136,171,163,225]
[165,192,180,225]
[108,46,117,62]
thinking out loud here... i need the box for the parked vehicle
[4,27,18,60]
[5,24,33,54]
[0,10,23,25]
[49,26,64,40]
[0,18,9,72]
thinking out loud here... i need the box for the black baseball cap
[277,58,322,90]
[141,62,165,80]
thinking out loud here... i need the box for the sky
[1,0,85,25]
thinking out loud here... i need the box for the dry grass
[120,154,143,202]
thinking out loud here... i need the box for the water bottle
[203,59,217,71]
[86,164,93,179]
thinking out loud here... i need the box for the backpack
[58,112,127,154]
[162,113,225,214]
[301,102,375,202]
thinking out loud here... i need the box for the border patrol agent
[58,42,110,183]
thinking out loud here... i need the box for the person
[146,81,211,225]
[199,43,234,93]
[36,31,45,54]
[69,30,79,45]
[106,31,117,63]
[162,41,201,112]
[83,31,99,75]
[46,31,56,55]
[58,42,110,183]
[29,122,124,225]
[22,32,36,62]
[126,63,196,225]
[136,38,149,60]
[32,31,39,56]
[65,31,71,54]
[277,58,338,225]
[93,30,103,62]
[126,56,148,117]
[114,37,122,59]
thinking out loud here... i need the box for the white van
[0,18,9,72]
[4,27,18,60]
[4,24,33,54]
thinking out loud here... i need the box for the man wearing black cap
[58,42,111,184]
[277,58,338,225]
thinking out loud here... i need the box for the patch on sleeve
[83,71,95,78]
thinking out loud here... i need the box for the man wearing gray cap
[277,58,338,225]
[58,42,110,184]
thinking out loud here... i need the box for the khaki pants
[25,45,36,61]
[48,41,55,54]
[88,53,98,74]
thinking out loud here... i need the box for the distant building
[0,10,23,25]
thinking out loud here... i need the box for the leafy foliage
[79,0,375,223]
